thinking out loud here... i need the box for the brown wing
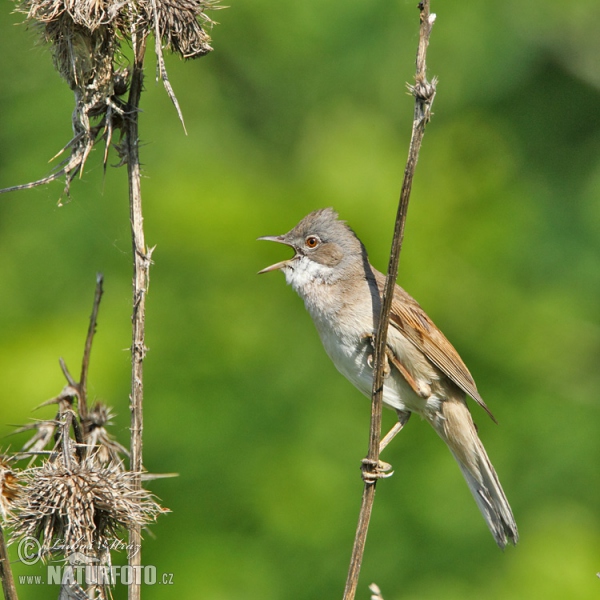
[375,271,497,422]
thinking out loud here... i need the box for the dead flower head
[9,455,165,557]
[140,0,218,59]
[84,403,129,466]
[9,0,219,195]
[0,458,19,519]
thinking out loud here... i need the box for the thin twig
[342,3,437,599]
[79,273,104,424]
[126,26,150,600]
[0,523,18,600]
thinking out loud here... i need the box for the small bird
[258,208,518,548]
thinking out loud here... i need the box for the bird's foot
[361,458,394,483]
[365,350,391,377]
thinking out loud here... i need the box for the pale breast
[313,312,442,418]
[293,269,443,418]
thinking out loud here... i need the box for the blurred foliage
[1,0,600,599]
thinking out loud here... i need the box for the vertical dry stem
[342,3,437,599]
[126,28,151,600]
[0,523,18,600]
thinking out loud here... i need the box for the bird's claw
[361,458,394,483]
[366,352,391,378]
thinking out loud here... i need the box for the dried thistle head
[15,384,126,466]
[6,0,219,196]
[10,0,127,195]
[22,0,127,31]
[9,454,165,557]
[84,403,129,466]
[141,0,218,59]
[0,458,19,519]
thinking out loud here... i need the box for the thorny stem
[0,523,18,600]
[126,28,150,600]
[342,3,437,599]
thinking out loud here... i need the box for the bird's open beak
[257,235,295,274]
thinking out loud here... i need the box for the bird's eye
[305,236,320,249]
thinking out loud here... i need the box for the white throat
[284,256,333,290]
[283,256,342,320]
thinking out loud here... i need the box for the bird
[258,207,518,548]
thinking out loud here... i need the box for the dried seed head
[7,0,219,196]
[84,403,129,466]
[141,0,217,59]
[22,0,126,31]
[9,455,165,557]
[0,458,19,519]
[86,403,113,429]
[16,0,125,129]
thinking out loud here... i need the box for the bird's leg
[360,339,413,483]
[360,413,411,483]
[379,410,411,453]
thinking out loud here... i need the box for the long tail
[431,397,518,549]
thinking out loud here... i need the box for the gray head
[258,208,367,290]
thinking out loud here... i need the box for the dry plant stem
[0,523,18,600]
[126,29,151,600]
[342,3,437,599]
[79,273,104,425]
[61,411,73,469]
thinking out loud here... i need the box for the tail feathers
[451,443,519,549]
[433,398,518,549]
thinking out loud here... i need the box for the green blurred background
[1,0,599,598]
